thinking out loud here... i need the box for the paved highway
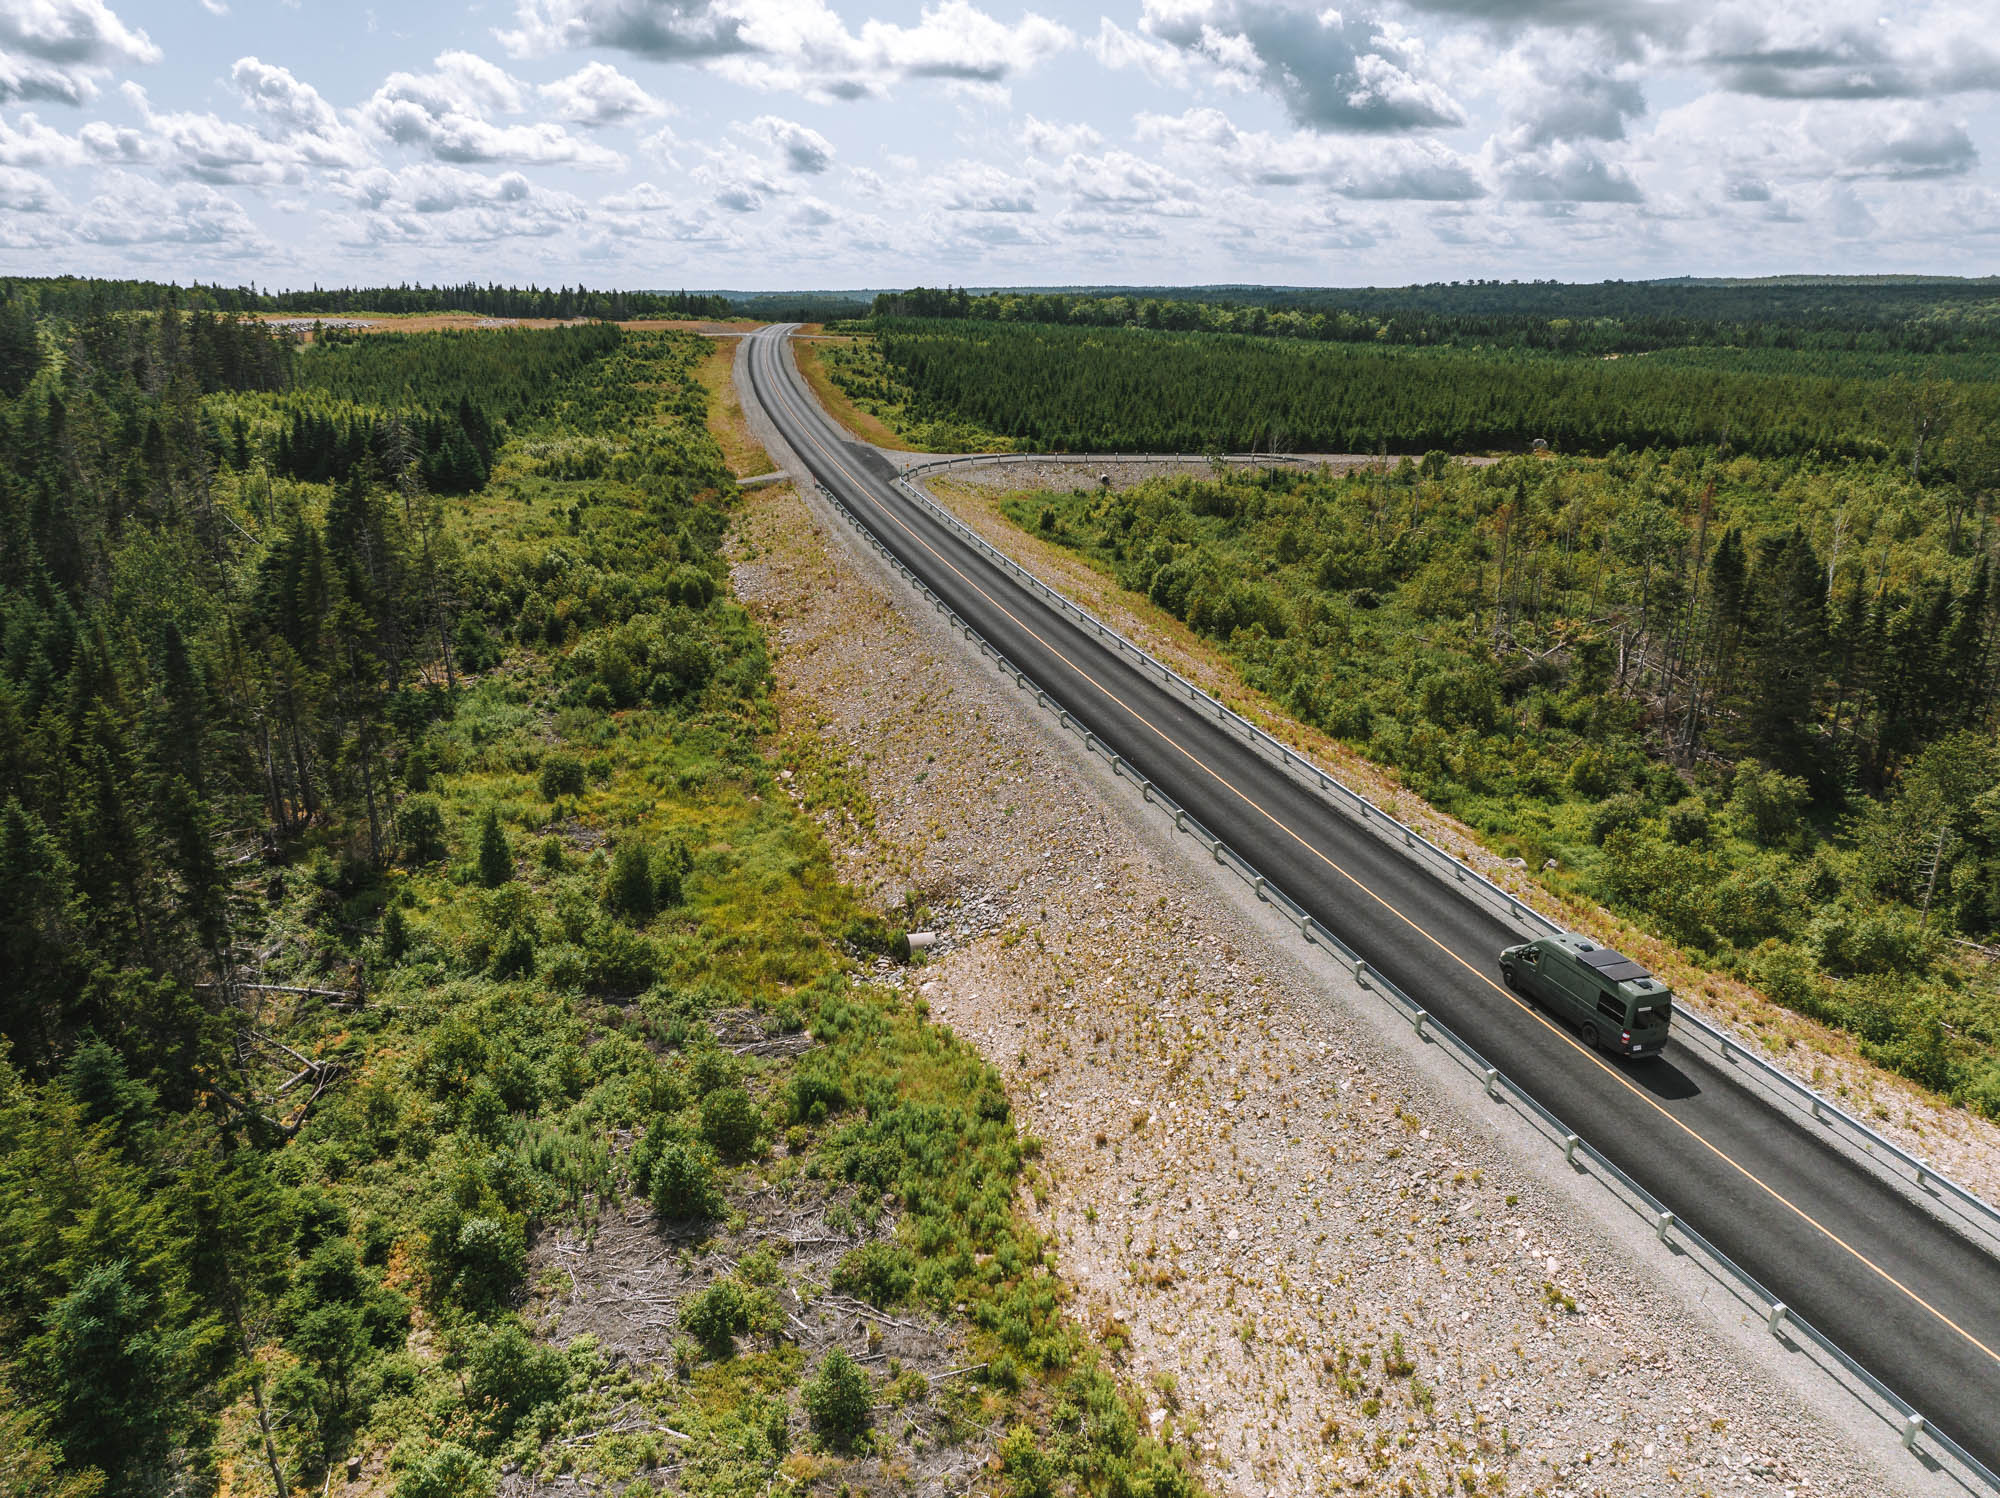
[741,323,2000,1471]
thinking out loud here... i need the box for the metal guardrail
[806,473,2000,1492]
[887,464,2000,1256]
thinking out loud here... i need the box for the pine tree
[476,808,511,887]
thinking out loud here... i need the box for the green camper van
[1498,934,1672,1057]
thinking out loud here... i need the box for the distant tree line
[1,276,733,322]
[872,279,2000,357]
[856,318,2000,475]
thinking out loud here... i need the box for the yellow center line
[752,329,2000,1367]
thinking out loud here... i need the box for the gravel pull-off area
[725,471,1961,1498]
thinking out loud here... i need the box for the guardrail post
[1141,781,1153,803]
[1253,877,1269,902]
[1915,1163,1929,1191]
[1720,1037,1734,1062]
[1809,1096,1824,1122]
[1301,920,1315,945]
[1655,1210,1675,1244]
[1211,839,1226,863]
[1901,1414,1925,1452]
[1403,828,1414,847]
[1410,1009,1427,1039]
[1563,1134,1580,1165]
[1484,1067,1499,1099]
[1767,1302,1787,1334]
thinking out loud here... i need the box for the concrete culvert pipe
[908,931,938,952]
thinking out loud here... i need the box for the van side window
[1595,996,1626,1023]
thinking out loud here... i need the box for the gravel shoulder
[725,453,1963,1497]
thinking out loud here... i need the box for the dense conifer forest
[0,288,1190,1497]
[0,277,733,322]
[872,278,2000,357]
[841,318,2000,464]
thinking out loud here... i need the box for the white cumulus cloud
[361,51,623,168]
[539,61,668,125]
[0,0,158,105]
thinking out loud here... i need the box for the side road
[727,334,1969,1498]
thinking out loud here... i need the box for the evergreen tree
[476,809,511,887]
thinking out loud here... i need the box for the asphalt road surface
[742,323,2000,1473]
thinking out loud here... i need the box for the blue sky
[2,0,1997,290]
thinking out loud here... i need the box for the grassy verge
[792,333,1014,454]
[693,335,774,477]
[791,333,917,451]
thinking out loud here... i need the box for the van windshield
[1577,947,1649,984]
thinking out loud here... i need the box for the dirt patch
[729,473,1928,1497]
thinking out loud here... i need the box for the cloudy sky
[2,0,1997,290]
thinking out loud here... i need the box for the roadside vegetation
[807,335,1016,454]
[1000,449,2000,1113]
[823,287,2000,1113]
[0,287,1196,1497]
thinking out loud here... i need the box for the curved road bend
[742,323,2000,1471]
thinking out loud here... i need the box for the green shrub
[688,1046,736,1096]
[830,1241,915,1306]
[1664,799,1711,846]
[802,1349,872,1450]
[998,1422,1055,1498]
[538,752,586,801]
[1586,791,1648,845]
[1729,762,1810,845]
[395,1443,492,1498]
[476,809,512,887]
[1806,906,1936,976]
[700,1086,758,1159]
[400,797,449,864]
[449,1216,525,1309]
[788,1065,848,1125]
[842,915,909,962]
[466,1322,567,1436]
[583,920,658,992]
[680,1279,749,1357]
[490,926,535,979]
[607,843,657,919]
[455,615,502,673]
[642,1138,722,1221]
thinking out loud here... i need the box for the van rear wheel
[1579,1022,1600,1051]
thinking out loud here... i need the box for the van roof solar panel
[1577,947,1649,983]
